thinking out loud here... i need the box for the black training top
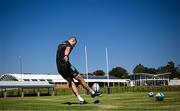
[56,41,73,64]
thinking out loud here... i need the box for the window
[47,79,52,82]
[23,79,30,81]
[39,79,45,81]
[32,79,37,81]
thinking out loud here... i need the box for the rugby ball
[148,92,154,97]
[92,83,100,92]
[155,92,165,101]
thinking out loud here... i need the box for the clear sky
[0,0,180,74]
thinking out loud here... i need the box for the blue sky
[0,0,180,74]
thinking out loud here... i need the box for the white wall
[169,80,180,85]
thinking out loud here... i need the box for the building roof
[81,75,120,79]
[0,81,54,88]
[0,73,130,83]
[130,73,171,77]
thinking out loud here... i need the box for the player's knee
[79,77,85,83]
[69,81,76,87]
[68,82,72,87]
[68,81,74,87]
[75,75,83,81]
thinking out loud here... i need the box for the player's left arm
[64,46,71,62]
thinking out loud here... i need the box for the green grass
[0,92,180,111]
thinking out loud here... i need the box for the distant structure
[129,73,171,86]
[1,73,179,88]
[0,73,130,88]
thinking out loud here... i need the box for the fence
[1,86,180,97]
[101,85,180,94]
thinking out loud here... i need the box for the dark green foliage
[109,67,128,78]
[93,70,105,76]
[133,64,146,73]
[133,61,180,79]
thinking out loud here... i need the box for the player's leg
[67,78,87,104]
[70,64,101,97]
[75,74,101,97]
[68,80,80,95]
[56,63,87,104]
[69,64,91,91]
[75,74,91,91]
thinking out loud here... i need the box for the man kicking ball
[56,36,101,104]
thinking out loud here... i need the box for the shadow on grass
[62,102,82,105]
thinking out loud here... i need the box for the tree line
[81,61,180,79]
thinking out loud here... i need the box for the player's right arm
[64,46,71,62]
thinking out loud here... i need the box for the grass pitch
[0,92,180,111]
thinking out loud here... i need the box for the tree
[80,73,94,76]
[176,65,180,73]
[133,64,157,74]
[157,61,178,79]
[176,65,180,79]
[88,73,94,76]
[146,68,157,74]
[109,67,128,78]
[93,70,105,76]
[133,61,180,79]
[133,64,146,73]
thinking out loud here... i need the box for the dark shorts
[56,60,79,81]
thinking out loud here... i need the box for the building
[130,73,171,86]
[0,73,130,88]
[169,79,180,85]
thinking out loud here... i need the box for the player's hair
[68,36,77,43]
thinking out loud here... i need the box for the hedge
[1,86,180,97]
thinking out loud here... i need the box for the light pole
[106,48,111,94]
[18,56,23,81]
[105,48,109,87]
[85,45,88,85]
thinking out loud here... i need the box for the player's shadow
[62,102,81,105]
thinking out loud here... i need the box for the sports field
[0,92,180,111]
